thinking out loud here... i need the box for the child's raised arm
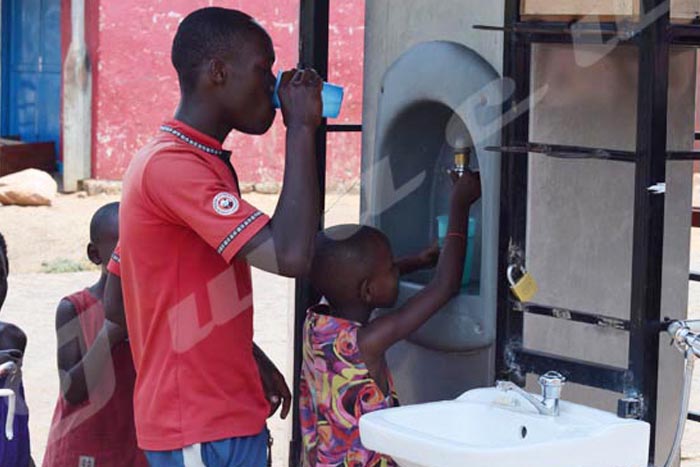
[359,171,481,359]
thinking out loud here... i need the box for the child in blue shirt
[0,232,32,466]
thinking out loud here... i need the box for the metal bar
[291,1,329,465]
[628,0,670,461]
[496,0,529,384]
[516,349,632,393]
[326,124,362,132]
[475,21,631,36]
[669,24,700,45]
[667,151,700,160]
[474,21,640,45]
[694,132,700,141]
[486,142,637,162]
[690,271,700,282]
[688,411,700,423]
[518,303,631,331]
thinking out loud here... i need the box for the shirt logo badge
[213,192,240,216]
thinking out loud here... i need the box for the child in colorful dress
[299,171,481,466]
[43,203,147,467]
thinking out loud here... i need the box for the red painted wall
[62,1,365,189]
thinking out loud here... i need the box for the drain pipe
[664,320,700,467]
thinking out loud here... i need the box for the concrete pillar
[62,0,92,192]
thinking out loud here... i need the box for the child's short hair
[171,7,259,93]
[89,202,119,243]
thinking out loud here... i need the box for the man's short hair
[171,7,259,93]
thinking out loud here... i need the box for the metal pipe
[663,347,694,467]
[0,361,18,441]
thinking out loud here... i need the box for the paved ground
[3,187,700,465]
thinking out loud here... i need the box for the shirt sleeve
[107,243,121,277]
[143,153,270,263]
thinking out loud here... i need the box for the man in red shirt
[100,7,322,466]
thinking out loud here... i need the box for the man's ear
[208,58,227,86]
[360,278,373,305]
[87,243,101,266]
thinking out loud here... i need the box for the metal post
[628,0,670,462]
[290,1,329,465]
[496,0,529,384]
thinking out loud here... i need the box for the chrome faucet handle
[539,371,566,400]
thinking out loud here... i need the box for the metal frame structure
[290,1,363,465]
[292,0,700,465]
[485,0,700,462]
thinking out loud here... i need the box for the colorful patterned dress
[299,305,398,467]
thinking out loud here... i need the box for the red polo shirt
[113,120,270,451]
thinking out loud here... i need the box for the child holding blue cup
[273,71,344,118]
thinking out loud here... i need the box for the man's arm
[238,69,323,277]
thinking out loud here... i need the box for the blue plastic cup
[272,71,344,119]
[436,215,477,286]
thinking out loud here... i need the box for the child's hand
[450,170,481,207]
[418,242,440,269]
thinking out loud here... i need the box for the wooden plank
[521,0,700,22]
[0,142,56,177]
[672,0,700,23]
[521,0,638,20]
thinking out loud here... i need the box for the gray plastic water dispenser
[363,41,501,352]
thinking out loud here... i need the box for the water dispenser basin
[359,387,650,467]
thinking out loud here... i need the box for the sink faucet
[496,371,566,416]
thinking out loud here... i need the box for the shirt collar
[160,119,224,156]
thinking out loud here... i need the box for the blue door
[1,0,61,163]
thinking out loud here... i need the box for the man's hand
[253,345,291,419]
[278,68,323,129]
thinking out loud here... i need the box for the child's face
[88,221,119,270]
[368,244,400,309]
[0,251,7,309]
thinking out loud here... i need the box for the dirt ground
[0,191,360,465]
[1,186,700,466]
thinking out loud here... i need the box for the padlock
[507,265,538,302]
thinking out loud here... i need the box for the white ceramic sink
[359,387,650,467]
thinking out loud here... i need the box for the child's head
[171,7,276,135]
[311,225,400,317]
[88,202,119,272]
[0,232,7,309]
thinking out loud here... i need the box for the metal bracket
[597,317,629,331]
[647,182,666,194]
[618,396,644,419]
